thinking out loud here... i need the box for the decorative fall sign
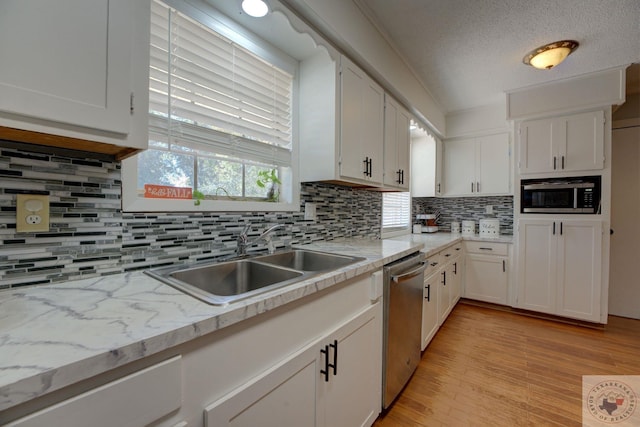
[144,184,193,199]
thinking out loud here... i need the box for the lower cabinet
[8,357,182,427]
[421,269,439,350]
[517,219,603,322]
[421,242,462,351]
[204,303,381,427]
[464,241,510,305]
[438,244,462,325]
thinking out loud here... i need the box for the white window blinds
[149,0,293,166]
[382,192,411,230]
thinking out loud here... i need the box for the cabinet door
[383,96,410,189]
[421,270,440,350]
[340,57,384,184]
[516,219,557,315]
[444,138,475,196]
[410,132,438,196]
[321,303,382,427]
[438,268,451,325]
[476,133,511,195]
[561,110,605,172]
[0,0,132,134]
[450,258,462,305]
[435,138,444,196]
[204,343,320,427]
[465,254,508,305]
[556,220,603,322]
[519,118,556,174]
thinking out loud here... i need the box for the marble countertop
[389,232,513,257]
[0,237,425,412]
[0,232,513,413]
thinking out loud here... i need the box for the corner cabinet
[443,133,511,196]
[0,0,150,158]
[299,52,384,186]
[383,95,410,190]
[204,304,381,427]
[518,110,605,174]
[464,241,510,305]
[516,219,603,322]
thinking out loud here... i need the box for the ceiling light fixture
[241,0,269,17]
[523,40,579,70]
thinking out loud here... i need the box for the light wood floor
[373,302,640,427]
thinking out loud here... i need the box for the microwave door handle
[574,188,578,209]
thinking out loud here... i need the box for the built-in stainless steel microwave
[520,176,601,214]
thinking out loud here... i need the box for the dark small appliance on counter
[521,175,601,214]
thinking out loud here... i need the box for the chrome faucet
[236,223,284,255]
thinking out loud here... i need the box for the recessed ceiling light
[523,40,579,70]
[242,0,269,18]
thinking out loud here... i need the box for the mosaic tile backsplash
[0,143,381,289]
[413,196,514,234]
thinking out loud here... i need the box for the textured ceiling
[357,0,640,113]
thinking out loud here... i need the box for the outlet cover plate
[16,194,50,233]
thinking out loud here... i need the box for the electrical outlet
[304,202,317,221]
[16,194,50,233]
[485,205,494,214]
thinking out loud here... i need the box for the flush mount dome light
[242,0,269,17]
[523,40,579,70]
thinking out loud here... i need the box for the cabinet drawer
[441,243,463,260]
[423,253,442,276]
[465,241,509,256]
[10,356,182,427]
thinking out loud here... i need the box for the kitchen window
[381,192,411,237]
[122,0,299,212]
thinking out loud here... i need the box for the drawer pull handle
[479,247,493,251]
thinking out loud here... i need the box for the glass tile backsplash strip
[0,142,381,289]
[413,196,514,235]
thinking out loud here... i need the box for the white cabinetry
[421,254,442,350]
[437,243,463,325]
[519,110,605,174]
[0,0,150,158]
[299,53,384,186]
[205,304,381,427]
[421,243,462,350]
[340,56,385,184]
[411,132,442,196]
[9,357,182,427]
[517,219,603,322]
[383,96,410,189]
[443,133,511,196]
[464,241,509,305]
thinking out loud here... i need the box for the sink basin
[255,249,365,272]
[146,259,306,306]
[145,249,365,306]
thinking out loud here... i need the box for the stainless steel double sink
[145,249,365,306]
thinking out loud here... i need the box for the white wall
[445,102,510,139]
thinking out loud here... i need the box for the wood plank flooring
[373,302,640,427]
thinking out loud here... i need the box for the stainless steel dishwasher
[382,252,426,409]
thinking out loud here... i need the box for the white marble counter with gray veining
[388,231,513,257]
[0,237,425,413]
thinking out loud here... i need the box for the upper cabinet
[518,110,605,175]
[340,56,385,185]
[0,0,150,159]
[383,95,410,190]
[411,131,442,197]
[299,53,392,187]
[443,132,511,196]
